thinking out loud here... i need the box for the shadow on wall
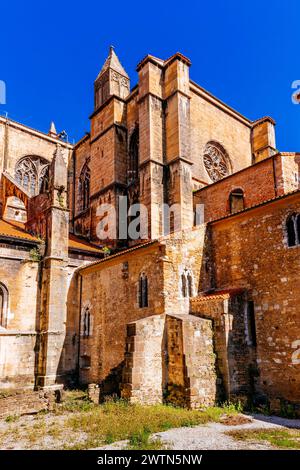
[58,271,82,388]
[35,268,82,390]
[194,223,260,406]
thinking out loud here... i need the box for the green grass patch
[227,428,300,449]
[126,428,168,450]
[4,414,19,423]
[54,389,96,414]
[1,391,240,450]
[63,400,238,450]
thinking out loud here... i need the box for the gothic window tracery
[79,163,91,211]
[203,142,231,182]
[15,156,50,196]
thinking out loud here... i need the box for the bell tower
[89,47,130,246]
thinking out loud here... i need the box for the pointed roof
[52,144,67,187]
[53,144,66,166]
[96,46,129,80]
[48,121,57,136]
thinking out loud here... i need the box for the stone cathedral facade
[0,48,300,414]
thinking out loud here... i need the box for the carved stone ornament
[203,143,231,182]
[111,71,120,82]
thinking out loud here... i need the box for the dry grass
[227,428,300,449]
[219,414,252,426]
[0,390,239,450]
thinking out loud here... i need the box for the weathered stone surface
[120,313,217,408]
[0,388,62,418]
[0,49,300,413]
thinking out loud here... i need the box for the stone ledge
[0,387,63,419]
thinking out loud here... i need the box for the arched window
[203,141,231,182]
[83,307,91,337]
[181,272,193,298]
[229,188,244,214]
[128,128,139,183]
[0,283,9,328]
[139,273,148,308]
[79,163,90,211]
[286,213,300,247]
[15,156,50,196]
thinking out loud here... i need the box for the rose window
[203,143,231,182]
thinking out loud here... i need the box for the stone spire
[94,46,130,109]
[48,121,57,138]
[96,46,129,80]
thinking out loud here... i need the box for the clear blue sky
[1,0,299,150]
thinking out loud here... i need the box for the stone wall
[71,51,259,243]
[166,314,217,408]
[189,84,252,184]
[72,136,91,218]
[121,313,217,408]
[121,314,166,404]
[0,117,71,176]
[194,157,277,222]
[78,242,165,393]
[208,193,300,404]
[252,118,276,162]
[0,247,39,389]
[0,388,61,419]
[279,153,300,194]
[194,153,300,223]
[0,248,91,390]
[162,226,207,315]
[191,292,257,403]
[0,117,71,222]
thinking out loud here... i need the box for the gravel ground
[2,412,300,450]
[97,414,300,451]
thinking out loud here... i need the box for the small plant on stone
[29,247,42,262]
[101,246,111,257]
[56,185,66,208]
[222,400,244,413]
[5,414,19,423]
